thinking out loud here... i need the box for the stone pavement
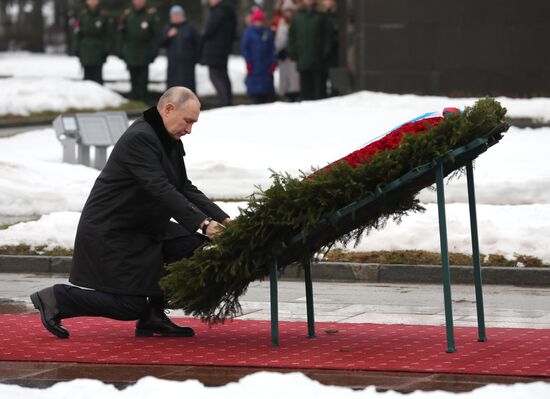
[1,273,549,391]
[1,273,549,328]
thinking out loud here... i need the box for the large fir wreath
[161,98,509,323]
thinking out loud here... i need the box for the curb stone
[0,256,548,286]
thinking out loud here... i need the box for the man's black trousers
[299,69,327,101]
[53,233,206,321]
[83,65,103,84]
[208,66,233,106]
[128,65,149,102]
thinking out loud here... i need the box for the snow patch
[2,202,550,262]
[0,373,548,399]
[0,52,248,99]
[0,78,126,116]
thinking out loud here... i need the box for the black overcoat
[159,21,200,90]
[199,1,237,68]
[70,107,229,296]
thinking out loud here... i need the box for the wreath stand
[267,131,503,353]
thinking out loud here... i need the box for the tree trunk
[17,0,25,24]
[28,0,44,52]
[0,1,7,51]
[54,0,72,53]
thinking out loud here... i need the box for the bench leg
[436,163,457,353]
[269,257,279,347]
[466,162,487,342]
[303,259,316,338]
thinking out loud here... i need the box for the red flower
[317,117,443,175]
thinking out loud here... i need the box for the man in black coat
[159,5,200,92]
[199,0,237,106]
[30,87,229,339]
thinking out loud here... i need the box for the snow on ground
[182,98,550,203]
[346,203,550,262]
[0,373,549,399]
[0,92,548,260]
[3,202,549,262]
[0,129,98,216]
[0,211,80,249]
[0,78,127,116]
[2,97,547,211]
[0,52,248,102]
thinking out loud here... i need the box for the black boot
[135,306,195,337]
[30,287,69,339]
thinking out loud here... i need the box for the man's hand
[167,27,178,38]
[222,217,231,226]
[201,219,225,239]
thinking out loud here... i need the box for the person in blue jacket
[240,8,276,103]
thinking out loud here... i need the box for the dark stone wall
[350,0,550,97]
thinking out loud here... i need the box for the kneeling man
[31,87,229,338]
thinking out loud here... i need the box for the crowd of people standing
[241,0,339,103]
[72,0,338,106]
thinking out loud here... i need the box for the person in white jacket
[275,0,301,101]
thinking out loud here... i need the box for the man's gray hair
[157,87,200,110]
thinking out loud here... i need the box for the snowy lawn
[0,78,127,117]
[0,373,549,399]
[0,92,548,261]
[0,52,248,113]
[2,202,549,263]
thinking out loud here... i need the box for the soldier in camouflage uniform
[73,0,111,84]
[118,0,160,102]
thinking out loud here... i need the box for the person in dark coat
[321,0,339,96]
[159,6,200,92]
[241,9,276,103]
[199,0,237,107]
[72,0,111,84]
[288,0,332,100]
[30,87,230,339]
[118,0,160,102]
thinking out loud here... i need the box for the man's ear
[163,103,176,117]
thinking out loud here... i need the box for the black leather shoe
[135,307,195,337]
[30,287,69,339]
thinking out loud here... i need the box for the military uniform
[73,6,111,84]
[288,7,332,100]
[118,6,159,102]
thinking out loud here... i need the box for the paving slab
[1,273,549,328]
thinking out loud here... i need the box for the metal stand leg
[94,146,108,170]
[269,258,279,347]
[436,163,457,353]
[466,163,487,342]
[61,139,77,164]
[77,144,90,167]
[303,259,316,338]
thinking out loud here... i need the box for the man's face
[303,0,315,8]
[86,0,100,9]
[161,100,200,140]
[322,0,335,10]
[208,0,221,7]
[170,12,185,24]
[132,0,147,10]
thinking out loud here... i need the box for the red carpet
[1,314,549,377]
